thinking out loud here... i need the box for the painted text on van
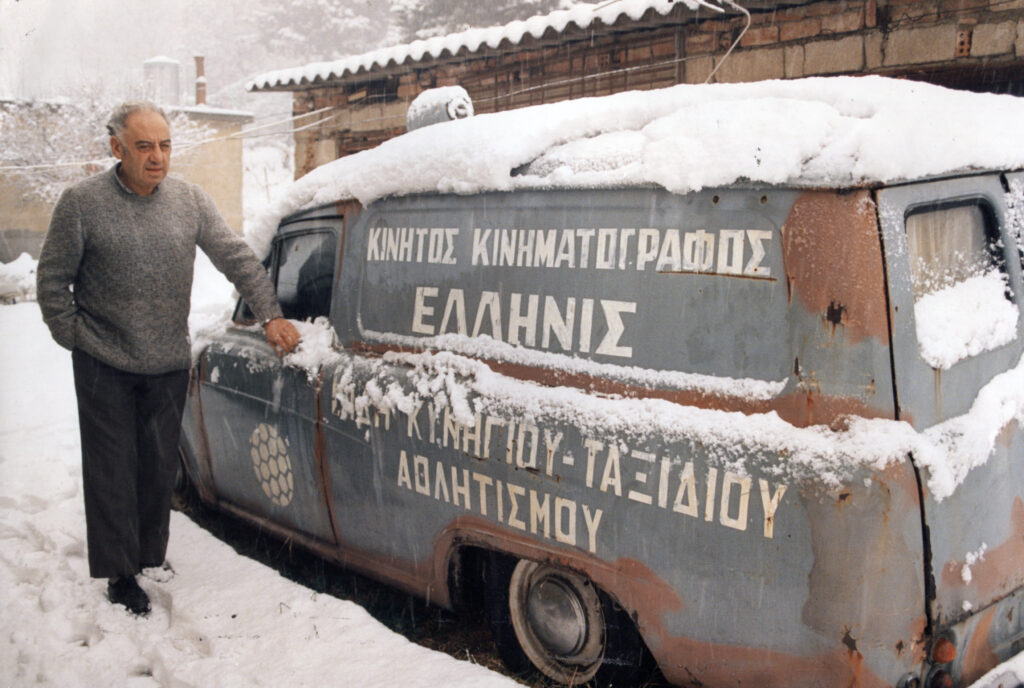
[471,227,773,277]
[333,376,789,545]
[397,450,605,553]
[366,225,459,264]
[364,224,774,278]
[411,286,636,358]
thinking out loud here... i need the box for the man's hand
[263,318,300,357]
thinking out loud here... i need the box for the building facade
[0,58,251,263]
[249,0,1024,178]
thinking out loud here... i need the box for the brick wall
[285,0,1024,177]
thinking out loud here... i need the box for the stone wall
[287,0,1024,177]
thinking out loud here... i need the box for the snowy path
[0,302,519,688]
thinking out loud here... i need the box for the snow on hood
[245,76,1024,258]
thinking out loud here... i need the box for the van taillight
[931,637,957,664]
[926,636,957,688]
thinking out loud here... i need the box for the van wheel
[486,556,644,686]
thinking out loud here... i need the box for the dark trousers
[72,349,189,579]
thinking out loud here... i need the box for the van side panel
[338,189,897,426]
[878,175,1024,684]
[317,188,925,686]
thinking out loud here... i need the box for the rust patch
[353,341,896,429]
[910,616,929,664]
[431,515,684,620]
[189,361,219,504]
[654,635,890,688]
[940,497,1024,595]
[997,419,1019,448]
[312,370,341,547]
[214,493,917,687]
[960,606,1000,686]
[431,517,892,688]
[781,190,890,345]
[800,465,928,679]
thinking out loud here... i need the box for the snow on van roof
[246,0,723,91]
[246,76,1024,257]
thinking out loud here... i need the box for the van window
[275,230,337,321]
[906,204,1002,299]
[906,202,1018,368]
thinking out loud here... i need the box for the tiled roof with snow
[247,0,725,92]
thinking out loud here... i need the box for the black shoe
[107,576,151,616]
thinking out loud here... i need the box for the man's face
[110,110,171,196]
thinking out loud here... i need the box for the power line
[0,105,337,172]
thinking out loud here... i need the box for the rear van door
[876,174,1024,652]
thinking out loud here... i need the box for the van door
[876,175,1024,633]
[197,226,340,544]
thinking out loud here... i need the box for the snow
[915,270,1020,370]
[406,86,474,131]
[247,0,725,91]
[0,282,520,687]
[960,543,988,584]
[256,294,1024,503]
[347,344,1024,502]
[0,252,37,302]
[364,328,788,401]
[244,76,1024,258]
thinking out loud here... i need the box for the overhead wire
[0,105,341,172]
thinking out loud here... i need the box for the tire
[486,555,646,687]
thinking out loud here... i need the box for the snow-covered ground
[0,260,521,688]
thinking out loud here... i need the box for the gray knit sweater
[37,166,283,374]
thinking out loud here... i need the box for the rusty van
[179,78,1024,688]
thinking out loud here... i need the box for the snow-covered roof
[173,104,253,122]
[246,76,1024,257]
[247,0,726,92]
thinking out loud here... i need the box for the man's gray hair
[106,101,170,138]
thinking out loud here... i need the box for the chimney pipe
[194,56,206,105]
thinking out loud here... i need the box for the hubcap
[508,560,606,684]
[526,576,587,657]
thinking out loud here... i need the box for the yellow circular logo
[249,423,294,507]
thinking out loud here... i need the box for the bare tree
[0,87,211,204]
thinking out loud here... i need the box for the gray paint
[181,178,1024,687]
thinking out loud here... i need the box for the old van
[179,77,1024,687]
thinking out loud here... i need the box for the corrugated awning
[246,0,738,92]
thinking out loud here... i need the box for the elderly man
[36,101,300,616]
